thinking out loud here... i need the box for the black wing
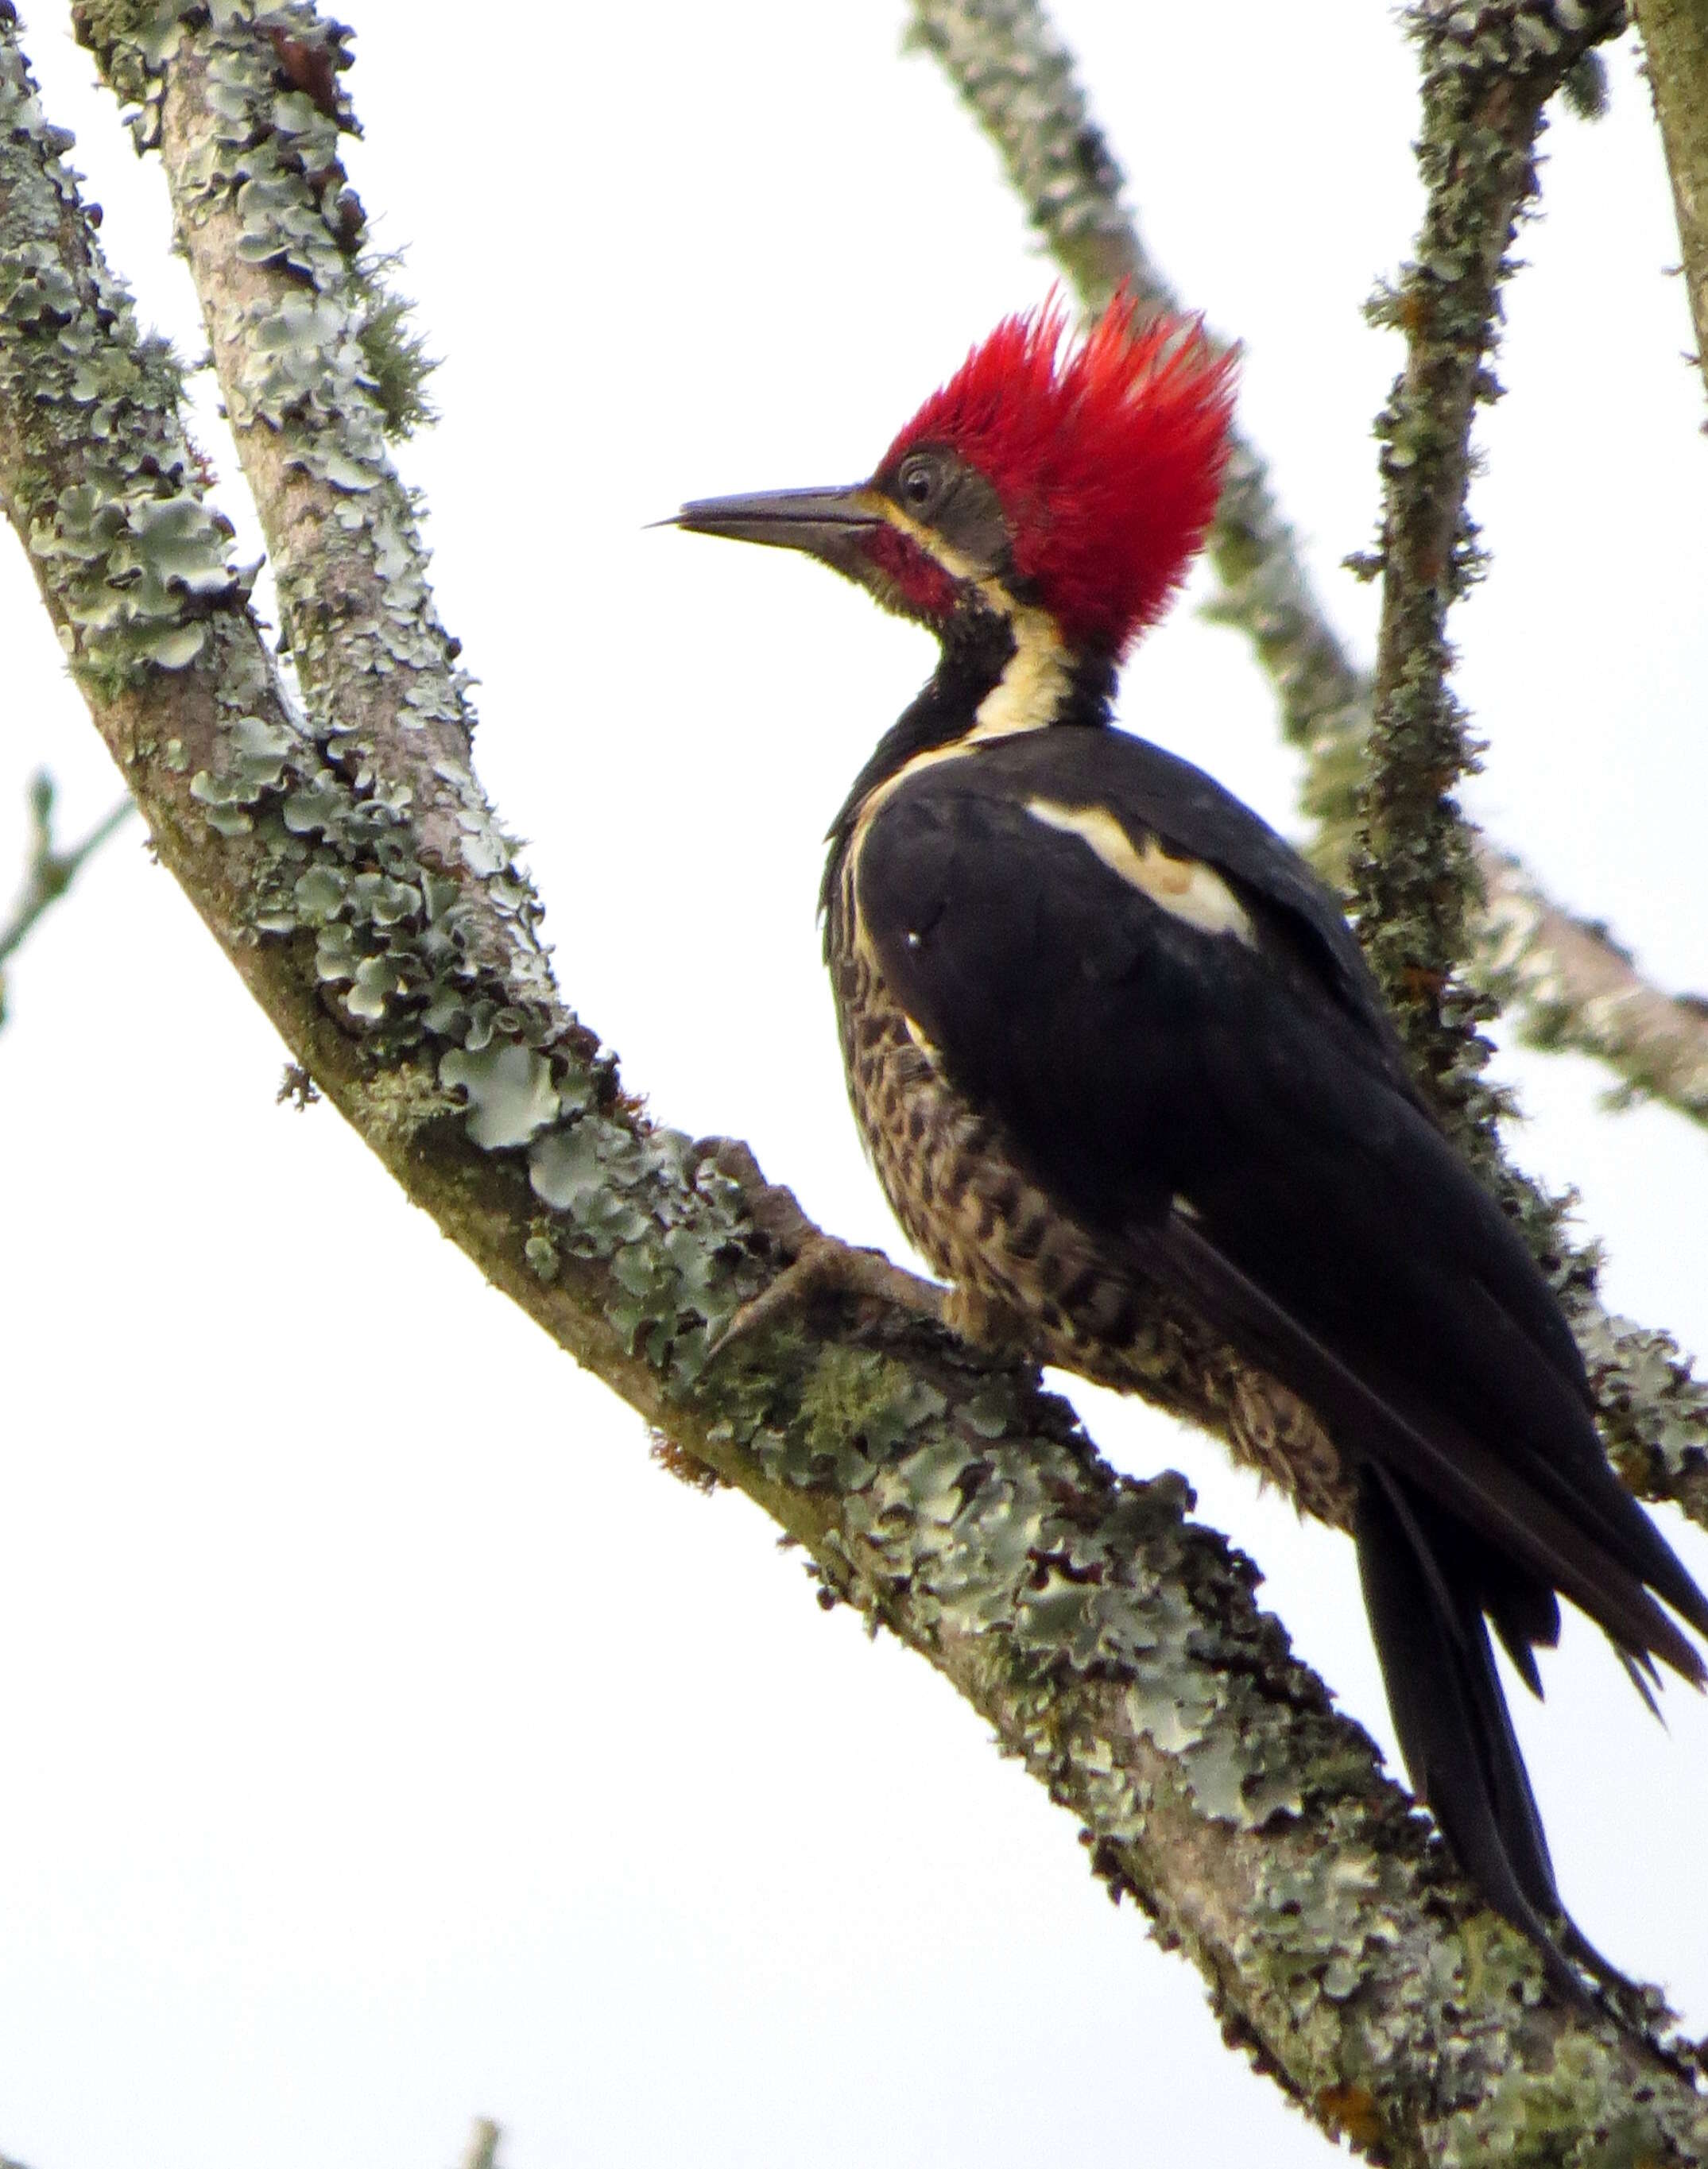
[970,727,1427,1104]
[855,726,1707,1990]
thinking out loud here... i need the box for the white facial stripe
[878,501,1065,743]
[1023,798,1255,943]
[880,500,986,583]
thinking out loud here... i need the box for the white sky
[3,4,1707,2166]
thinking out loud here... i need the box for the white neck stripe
[969,605,1070,741]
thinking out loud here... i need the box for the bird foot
[708,1237,950,1358]
[695,1137,948,1358]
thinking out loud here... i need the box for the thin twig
[459,2119,500,2169]
[0,769,133,1025]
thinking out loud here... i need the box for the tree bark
[1632,0,1708,409]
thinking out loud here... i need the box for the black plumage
[839,715,1708,1997]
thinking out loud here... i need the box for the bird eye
[898,456,939,509]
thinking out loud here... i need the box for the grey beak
[669,483,881,565]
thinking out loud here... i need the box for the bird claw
[704,1236,949,1360]
[694,1136,948,1359]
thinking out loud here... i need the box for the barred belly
[825,873,1352,1526]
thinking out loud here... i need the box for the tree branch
[459,2118,501,2169]
[4,3,1707,2155]
[1357,0,1626,1133]
[0,769,132,1026]
[1632,0,1708,409]
[1481,843,1708,1121]
[1350,1,1708,1540]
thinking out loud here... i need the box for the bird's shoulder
[854,722,1417,1104]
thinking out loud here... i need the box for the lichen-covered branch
[1349,0,1708,1531]
[1357,0,1627,1133]
[74,0,539,1028]
[1632,0,1708,409]
[903,0,1708,1541]
[3,6,1706,2158]
[1475,865,1708,1140]
[1480,842,1708,1122]
[0,769,132,1027]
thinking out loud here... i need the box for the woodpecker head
[675,292,1237,665]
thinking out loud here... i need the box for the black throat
[819,601,1114,926]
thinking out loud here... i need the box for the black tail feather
[1156,1216,1707,1687]
[1354,1466,1629,2008]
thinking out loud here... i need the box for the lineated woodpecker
[674,293,1707,2002]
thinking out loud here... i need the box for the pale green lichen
[440,1041,560,1150]
[119,0,573,1085]
[153,6,437,474]
[0,107,245,691]
[1478,854,1708,1126]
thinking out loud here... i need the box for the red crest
[881,291,1237,656]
